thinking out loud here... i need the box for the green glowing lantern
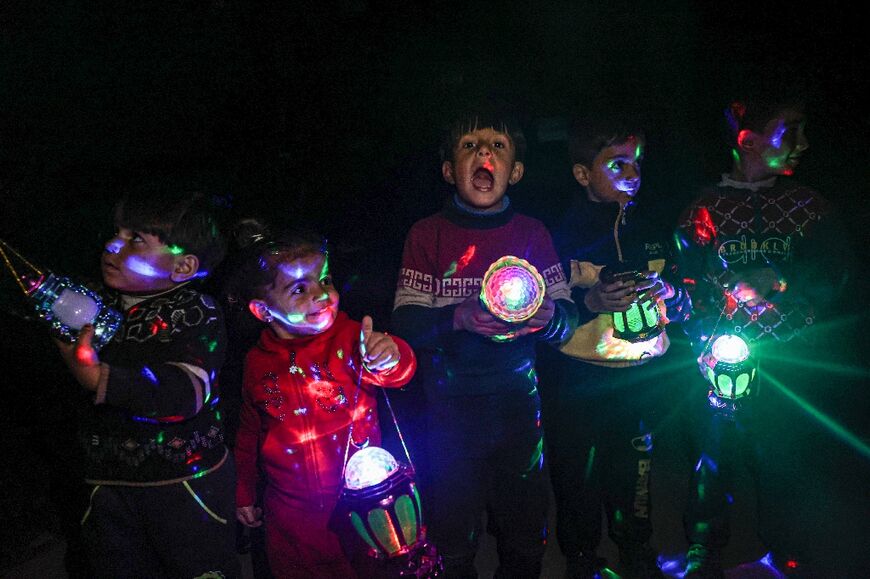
[600,266,663,343]
[699,334,757,407]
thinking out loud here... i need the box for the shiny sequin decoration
[260,371,286,419]
[310,380,349,413]
[288,351,304,375]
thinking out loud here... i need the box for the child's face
[575,136,644,205]
[252,252,339,340]
[442,127,524,212]
[738,107,808,179]
[102,228,194,293]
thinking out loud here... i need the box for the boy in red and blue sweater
[392,109,577,578]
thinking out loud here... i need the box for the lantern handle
[0,238,43,295]
[378,386,416,473]
[339,336,368,487]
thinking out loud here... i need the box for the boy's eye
[493,141,504,149]
[320,275,333,286]
[462,141,475,149]
[607,161,621,173]
[291,284,305,295]
[131,232,145,243]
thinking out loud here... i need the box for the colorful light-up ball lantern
[699,334,757,414]
[338,446,441,577]
[600,266,663,343]
[479,256,546,342]
[25,272,122,350]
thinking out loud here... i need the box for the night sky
[1,1,868,573]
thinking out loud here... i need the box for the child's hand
[728,267,780,306]
[634,270,675,305]
[54,325,101,392]
[360,316,400,372]
[236,505,263,528]
[510,294,556,338]
[453,293,515,337]
[584,280,638,313]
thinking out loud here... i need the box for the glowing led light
[24,272,122,350]
[479,256,545,324]
[710,334,749,364]
[344,446,400,490]
[700,333,757,406]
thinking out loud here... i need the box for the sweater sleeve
[363,334,417,388]
[392,222,458,349]
[100,296,226,421]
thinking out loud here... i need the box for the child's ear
[248,300,273,323]
[508,161,524,185]
[441,161,456,184]
[572,163,591,187]
[170,255,201,283]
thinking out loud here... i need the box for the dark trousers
[683,384,822,562]
[81,455,240,579]
[423,393,548,579]
[543,360,661,558]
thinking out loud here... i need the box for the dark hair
[221,219,328,314]
[440,107,527,164]
[113,185,227,276]
[724,96,806,142]
[722,79,808,142]
[568,113,646,167]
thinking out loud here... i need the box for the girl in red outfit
[225,229,416,578]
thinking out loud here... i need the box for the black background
[1,0,868,574]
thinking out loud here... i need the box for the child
[539,113,691,579]
[676,86,853,577]
[55,186,240,578]
[392,109,578,578]
[226,227,417,578]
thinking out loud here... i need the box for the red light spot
[786,560,799,569]
[692,207,717,246]
[157,415,185,423]
[723,291,738,315]
[456,245,477,272]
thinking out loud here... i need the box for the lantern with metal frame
[335,369,441,577]
[699,333,758,415]
[1,238,121,350]
[600,265,664,343]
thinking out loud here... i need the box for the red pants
[264,490,356,579]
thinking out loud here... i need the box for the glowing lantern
[337,446,441,577]
[699,334,757,412]
[0,239,121,350]
[479,256,546,341]
[600,266,663,343]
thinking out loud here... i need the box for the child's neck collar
[719,173,777,192]
[452,193,510,215]
[121,281,191,310]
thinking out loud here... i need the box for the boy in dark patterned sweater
[676,87,853,577]
[56,186,239,578]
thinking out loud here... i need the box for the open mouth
[472,167,494,191]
